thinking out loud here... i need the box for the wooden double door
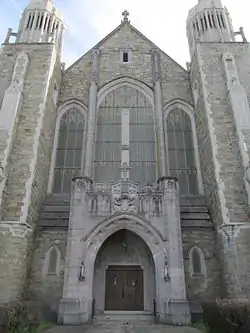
[105,265,144,311]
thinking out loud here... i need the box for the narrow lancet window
[45,246,61,275]
[192,249,202,274]
[189,247,206,277]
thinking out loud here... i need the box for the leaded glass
[167,109,198,195]
[94,86,156,184]
[53,108,85,193]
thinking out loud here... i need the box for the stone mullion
[151,49,167,179]
[84,49,100,179]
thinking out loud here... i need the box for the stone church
[0,0,250,326]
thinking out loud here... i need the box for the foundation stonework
[0,0,250,327]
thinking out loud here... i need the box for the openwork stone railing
[72,176,178,217]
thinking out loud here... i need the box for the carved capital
[217,223,247,244]
[157,176,178,193]
[72,176,93,192]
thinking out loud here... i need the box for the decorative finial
[122,10,130,23]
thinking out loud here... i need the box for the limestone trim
[97,77,154,109]
[218,223,250,240]
[85,213,164,253]
[0,221,32,238]
[197,45,229,225]
[84,214,165,275]
[189,246,207,278]
[81,214,165,310]
[163,99,204,195]
[43,245,61,276]
[47,100,88,194]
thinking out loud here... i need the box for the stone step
[181,213,210,220]
[180,206,209,213]
[45,324,201,333]
[40,211,70,219]
[94,311,154,326]
[42,205,70,212]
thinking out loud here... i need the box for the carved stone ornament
[79,258,85,281]
[164,256,170,282]
[12,52,29,85]
[112,181,138,213]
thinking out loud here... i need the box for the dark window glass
[167,109,198,195]
[48,247,58,274]
[123,52,129,63]
[53,108,85,193]
[192,249,202,274]
[94,86,156,184]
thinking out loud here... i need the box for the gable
[61,22,192,107]
[65,22,186,74]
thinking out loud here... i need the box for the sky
[0,0,250,68]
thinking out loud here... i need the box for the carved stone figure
[164,256,170,282]
[79,258,85,281]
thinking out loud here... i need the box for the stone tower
[0,0,63,303]
[186,0,235,58]
[187,0,250,300]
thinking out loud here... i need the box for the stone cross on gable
[122,10,130,23]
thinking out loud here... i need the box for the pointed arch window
[44,246,61,275]
[53,108,85,193]
[167,109,198,195]
[94,86,156,184]
[189,247,206,277]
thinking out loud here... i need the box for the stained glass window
[94,86,156,184]
[53,108,85,193]
[167,109,198,195]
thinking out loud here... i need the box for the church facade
[0,0,250,326]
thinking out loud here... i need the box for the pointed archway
[93,229,156,314]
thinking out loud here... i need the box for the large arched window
[94,86,156,184]
[53,108,85,193]
[166,108,198,195]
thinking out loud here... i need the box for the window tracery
[94,86,156,184]
[166,108,198,195]
[53,108,85,193]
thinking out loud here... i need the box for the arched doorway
[93,229,156,314]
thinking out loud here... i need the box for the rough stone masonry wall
[195,42,249,226]
[60,23,192,108]
[2,43,59,225]
[0,228,30,302]
[182,227,221,301]
[191,42,250,299]
[0,50,15,109]
[190,52,222,229]
[28,229,67,313]
[0,43,61,303]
